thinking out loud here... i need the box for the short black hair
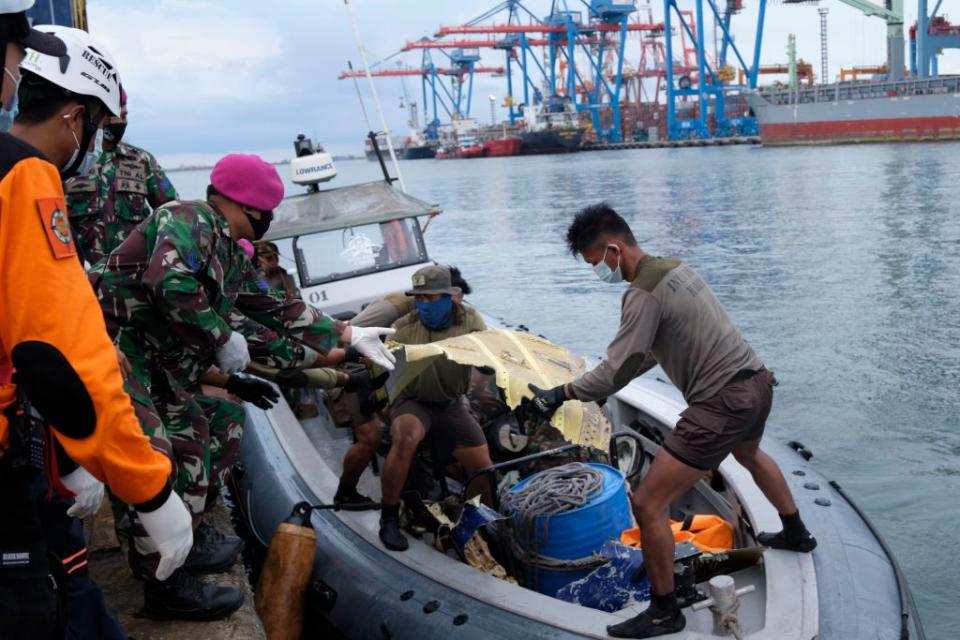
[15,70,101,126]
[206,184,219,199]
[565,202,636,256]
[448,265,471,295]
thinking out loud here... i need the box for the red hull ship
[482,137,522,156]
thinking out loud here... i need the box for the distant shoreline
[166,155,363,172]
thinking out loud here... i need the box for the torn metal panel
[386,329,611,451]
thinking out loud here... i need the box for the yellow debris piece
[385,329,611,451]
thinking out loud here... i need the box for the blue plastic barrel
[506,463,634,596]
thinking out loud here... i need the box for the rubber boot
[757,529,817,552]
[183,522,244,574]
[143,569,244,621]
[379,505,408,551]
[334,484,377,511]
[758,510,817,552]
[607,608,686,638]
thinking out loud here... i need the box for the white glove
[61,467,104,519]
[349,326,397,371]
[137,492,194,581]
[216,331,250,374]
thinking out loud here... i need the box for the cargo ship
[364,132,436,161]
[745,75,960,146]
[519,95,585,154]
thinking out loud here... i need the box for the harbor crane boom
[786,0,903,79]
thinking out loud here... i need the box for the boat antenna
[347,60,393,185]
[343,0,407,193]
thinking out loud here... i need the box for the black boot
[607,608,686,638]
[608,591,686,638]
[183,522,245,574]
[143,569,244,621]
[757,510,817,552]
[334,484,378,511]
[379,504,408,551]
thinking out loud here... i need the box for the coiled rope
[500,463,608,584]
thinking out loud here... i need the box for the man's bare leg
[337,418,381,502]
[733,440,816,552]
[608,449,702,638]
[452,444,495,506]
[731,440,795,513]
[378,415,426,551]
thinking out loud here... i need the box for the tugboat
[454,135,484,159]
[519,94,585,154]
[230,135,925,640]
[435,136,485,160]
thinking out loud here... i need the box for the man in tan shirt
[336,266,473,508]
[378,266,493,551]
[528,204,815,639]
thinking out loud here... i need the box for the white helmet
[19,25,121,116]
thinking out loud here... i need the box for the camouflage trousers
[110,330,244,580]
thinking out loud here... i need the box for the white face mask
[61,111,102,177]
[593,245,623,284]
[0,67,20,132]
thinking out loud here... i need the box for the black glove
[526,383,567,420]
[343,370,389,393]
[342,345,362,363]
[359,389,388,416]
[226,375,280,409]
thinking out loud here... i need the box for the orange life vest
[621,514,734,553]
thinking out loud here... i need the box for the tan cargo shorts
[663,368,777,471]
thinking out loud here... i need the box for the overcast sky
[85,0,958,166]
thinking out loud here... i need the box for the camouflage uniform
[94,199,345,577]
[65,141,178,266]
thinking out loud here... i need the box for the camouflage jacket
[65,142,178,266]
[95,200,346,385]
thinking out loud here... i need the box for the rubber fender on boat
[256,502,318,640]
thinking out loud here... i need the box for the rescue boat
[230,142,924,639]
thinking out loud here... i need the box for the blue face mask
[593,245,623,284]
[416,295,454,330]
[0,68,21,133]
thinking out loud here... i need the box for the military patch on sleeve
[36,197,77,259]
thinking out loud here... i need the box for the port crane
[339,59,505,140]
[427,0,663,143]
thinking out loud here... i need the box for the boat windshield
[294,217,427,286]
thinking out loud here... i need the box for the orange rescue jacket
[621,514,735,553]
[0,132,171,506]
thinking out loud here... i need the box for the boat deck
[289,390,772,639]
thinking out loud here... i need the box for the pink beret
[236,238,255,261]
[210,153,284,212]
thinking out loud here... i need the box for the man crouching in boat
[378,266,494,551]
[528,204,816,639]
[336,266,473,508]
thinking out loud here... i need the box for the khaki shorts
[663,368,776,471]
[390,396,487,450]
